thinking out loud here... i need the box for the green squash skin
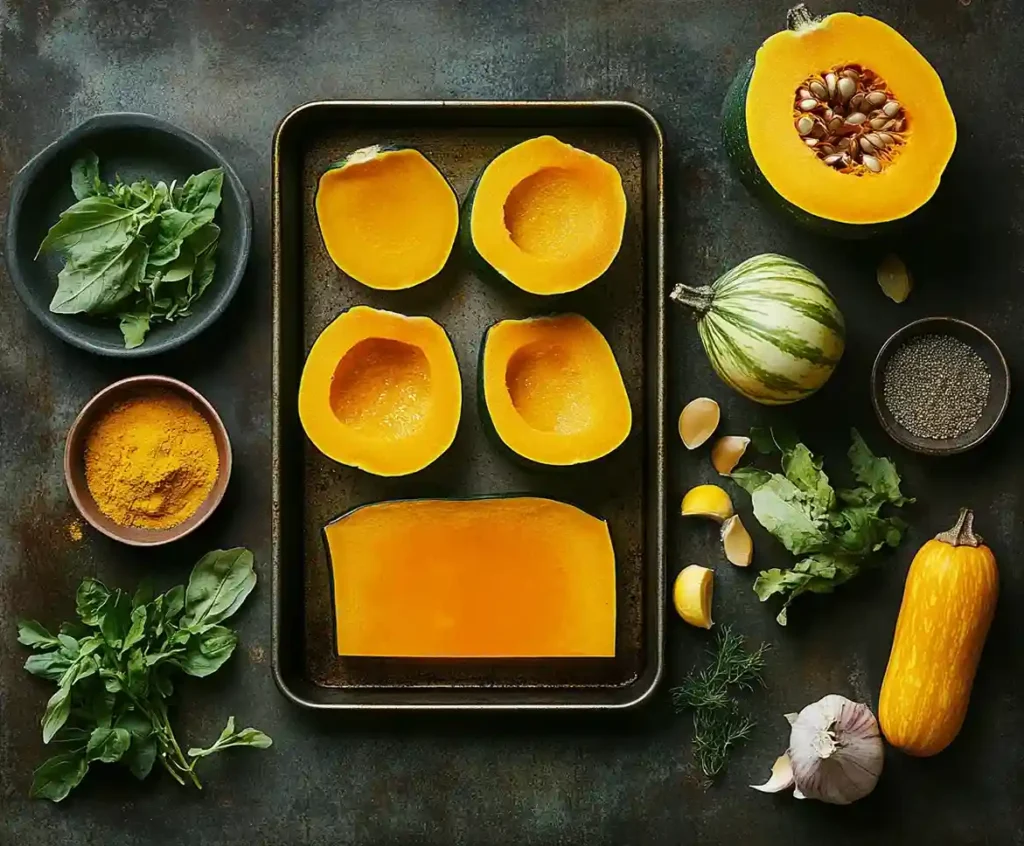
[459,166,526,291]
[721,59,902,240]
[477,320,629,472]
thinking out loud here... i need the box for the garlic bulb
[752,694,883,805]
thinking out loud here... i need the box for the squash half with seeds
[722,5,956,236]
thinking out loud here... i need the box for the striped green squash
[670,254,844,404]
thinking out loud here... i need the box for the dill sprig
[670,625,769,779]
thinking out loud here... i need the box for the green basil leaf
[189,225,219,301]
[99,590,131,648]
[30,753,89,802]
[180,548,256,630]
[162,585,185,621]
[71,151,102,201]
[176,168,224,223]
[57,634,81,657]
[50,238,149,315]
[101,671,123,693]
[24,651,72,681]
[82,688,115,729]
[147,209,200,267]
[86,727,131,763]
[152,666,174,699]
[176,625,237,677]
[41,685,72,744]
[132,580,155,609]
[17,619,60,649]
[75,578,111,626]
[126,649,148,698]
[123,731,157,780]
[187,716,272,758]
[36,195,138,261]
[121,606,147,654]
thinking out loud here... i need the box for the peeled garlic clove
[793,786,807,800]
[784,712,798,725]
[678,397,721,450]
[710,435,750,475]
[876,253,913,303]
[681,484,735,523]
[673,564,714,629]
[750,753,795,793]
[721,514,753,567]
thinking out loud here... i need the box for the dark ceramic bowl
[5,113,252,357]
[871,317,1010,456]
[64,375,232,546]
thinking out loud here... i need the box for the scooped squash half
[481,314,631,466]
[299,306,461,476]
[315,145,459,289]
[324,497,616,658]
[466,136,627,294]
[722,5,956,235]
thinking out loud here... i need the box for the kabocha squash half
[298,306,461,476]
[481,314,631,466]
[315,146,459,289]
[466,136,626,294]
[324,497,616,658]
[878,509,998,757]
[722,5,956,235]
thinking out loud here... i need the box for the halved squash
[466,136,626,294]
[298,306,461,476]
[722,5,956,235]
[315,145,459,289]
[481,314,631,466]
[324,497,616,658]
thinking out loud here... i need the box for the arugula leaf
[180,549,256,631]
[188,716,272,759]
[86,727,131,763]
[70,152,103,201]
[848,428,913,506]
[781,443,835,511]
[17,620,61,649]
[749,476,828,555]
[30,753,89,802]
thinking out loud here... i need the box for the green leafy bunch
[731,428,913,625]
[17,548,271,802]
[36,152,224,349]
[670,625,769,779]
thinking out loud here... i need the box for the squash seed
[849,92,866,113]
[845,112,867,126]
[837,76,856,101]
[862,154,882,172]
[796,116,815,135]
[869,116,889,129]
[859,136,877,154]
[809,80,828,100]
[865,91,888,108]
[883,100,901,117]
[825,72,837,98]
[799,98,819,111]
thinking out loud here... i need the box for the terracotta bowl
[64,375,232,546]
[871,317,1010,456]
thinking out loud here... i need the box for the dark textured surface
[0,0,1021,843]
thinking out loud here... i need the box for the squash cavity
[467,137,626,294]
[481,314,631,465]
[299,306,461,476]
[315,146,459,289]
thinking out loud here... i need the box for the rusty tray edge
[271,100,666,710]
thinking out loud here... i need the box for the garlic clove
[750,754,795,793]
[711,435,750,475]
[784,712,798,725]
[721,514,753,567]
[678,397,721,450]
[681,484,735,523]
[793,786,807,800]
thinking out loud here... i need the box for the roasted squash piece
[324,497,617,658]
[466,136,626,294]
[481,314,631,466]
[298,306,461,476]
[315,146,459,289]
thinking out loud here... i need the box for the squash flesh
[316,147,458,290]
[324,497,617,658]
[483,315,631,465]
[299,306,461,476]
[470,136,626,294]
[747,13,956,224]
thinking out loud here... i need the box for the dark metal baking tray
[271,100,665,709]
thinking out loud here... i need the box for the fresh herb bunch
[36,151,224,349]
[732,427,913,625]
[671,626,769,779]
[17,548,271,802]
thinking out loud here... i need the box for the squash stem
[787,4,818,32]
[935,507,983,547]
[669,283,714,316]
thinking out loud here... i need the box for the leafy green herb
[18,548,271,802]
[36,153,224,349]
[671,626,769,779]
[732,428,913,625]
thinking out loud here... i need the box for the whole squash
[878,509,999,756]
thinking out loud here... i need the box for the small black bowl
[871,317,1010,456]
[5,113,252,357]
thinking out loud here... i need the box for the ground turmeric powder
[84,390,219,530]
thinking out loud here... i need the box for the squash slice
[466,136,626,294]
[324,497,617,658]
[722,8,956,233]
[315,146,459,289]
[298,306,461,476]
[481,314,631,466]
